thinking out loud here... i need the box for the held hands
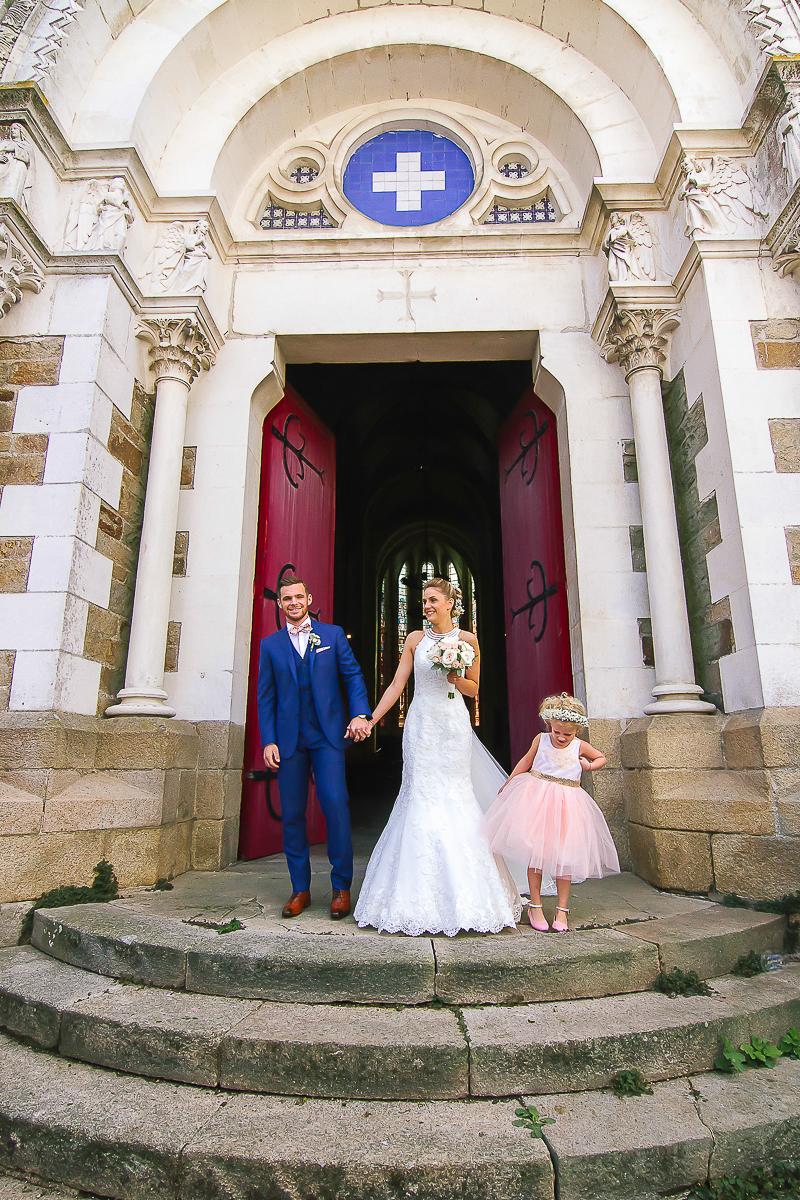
[345,716,372,743]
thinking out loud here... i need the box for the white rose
[441,647,459,668]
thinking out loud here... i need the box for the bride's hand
[447,670,459,684]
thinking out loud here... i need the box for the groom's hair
[278,573,308,596]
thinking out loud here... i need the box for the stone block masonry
[662,374,732,711]
[0,714,245,906]
[751,319,800,369]
[624,710,800,899]
[84,382,153,713]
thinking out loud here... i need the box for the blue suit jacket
[257,621,371,759]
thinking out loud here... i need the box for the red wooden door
[499,389,573,765]
[239,385,336,861]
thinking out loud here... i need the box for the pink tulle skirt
[483,773,620,882]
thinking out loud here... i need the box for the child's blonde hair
[539,692,589,727]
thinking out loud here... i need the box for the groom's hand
[345,716,371,742]
[263,744,280,770]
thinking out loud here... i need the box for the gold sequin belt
[529,769,581,788]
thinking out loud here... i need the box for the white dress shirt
[287,619,312,658]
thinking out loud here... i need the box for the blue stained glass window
[343,129,475,228]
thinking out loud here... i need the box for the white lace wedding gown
[354,632,523,936]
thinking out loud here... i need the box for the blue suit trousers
[277,738,353,893]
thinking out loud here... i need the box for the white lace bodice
[532,732,582,781]
[354,629,521,936]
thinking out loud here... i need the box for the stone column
[106,317,214,718]
[601,304,715,715]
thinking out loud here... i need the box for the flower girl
[483,693,620,932]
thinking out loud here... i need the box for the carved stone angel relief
[65,177,134,253]
[602,212,657,283]
[680,156,768,238]
[147,220,212,295]
[0,122,33,212]
[777,83,800,191]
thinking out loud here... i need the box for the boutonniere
[308,632,321,650]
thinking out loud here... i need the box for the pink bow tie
[288,621,312,636]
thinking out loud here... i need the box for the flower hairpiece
[540,705,589,726]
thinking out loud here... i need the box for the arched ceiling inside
[35,0,755,195]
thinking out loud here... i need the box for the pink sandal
[551,906,570,933]
[527,903,550,932]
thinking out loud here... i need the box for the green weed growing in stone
[739,1035,782,1069]
[714,1037,747,1074]
[686,1160,800,1198]
[611,1069,653,1097]
[714,1031,789,1073]
[185,917,245,934]
[512,1105,555,1140]
[184,917,245,934]
[654,968,713,998]
[731,950,768,978]
[19,859,119,943]
[778,1028,800,1059]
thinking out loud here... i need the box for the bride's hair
[425,576,464,620]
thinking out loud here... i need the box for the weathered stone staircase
[0,869,798,1199]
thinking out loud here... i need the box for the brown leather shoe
[330,889,351,920]
[281,891,310,918]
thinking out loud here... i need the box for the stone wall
[0,336,64,705]
[0,713,244,906]
[662,372,733,710]
[84,381,153,713]
[624,710,800,900]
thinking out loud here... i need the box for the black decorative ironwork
[289,165,319,184]
[499,161,530,179]
[504,409,549,485]
[263,562,321,628]
[483,197,555,224]
[511,560,558,643]
[260,201,334,230]
[271,413,325,490]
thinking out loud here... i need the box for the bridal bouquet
[428,637,476,699]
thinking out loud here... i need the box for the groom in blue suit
[257,575,372,920]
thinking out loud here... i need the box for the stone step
[30,900,786,1005]
[0,1033,554,1200]
[2,947,798,1100]
[0,1178,89,1200]
[0,1032,798,1200]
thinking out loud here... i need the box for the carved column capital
[770,195,800,278]
[598,301,681,380]
[0,220,43,317]
[137,315,215,387]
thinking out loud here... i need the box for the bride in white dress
[354,577,523,937]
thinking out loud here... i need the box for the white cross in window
[372,152,446,212]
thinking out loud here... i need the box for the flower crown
[540,705,589,727]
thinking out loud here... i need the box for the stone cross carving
[599,305,681,380]
[680,156,767,238]
[148,220,212,295]
[137,316,216,387]
[0,123,33,212]
[0,221,44,317]
[65,177,134,253]
[602,212,657,283]
[372,152,445,213]
[377,269,437,321]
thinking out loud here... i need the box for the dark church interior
[288,360,532,827]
